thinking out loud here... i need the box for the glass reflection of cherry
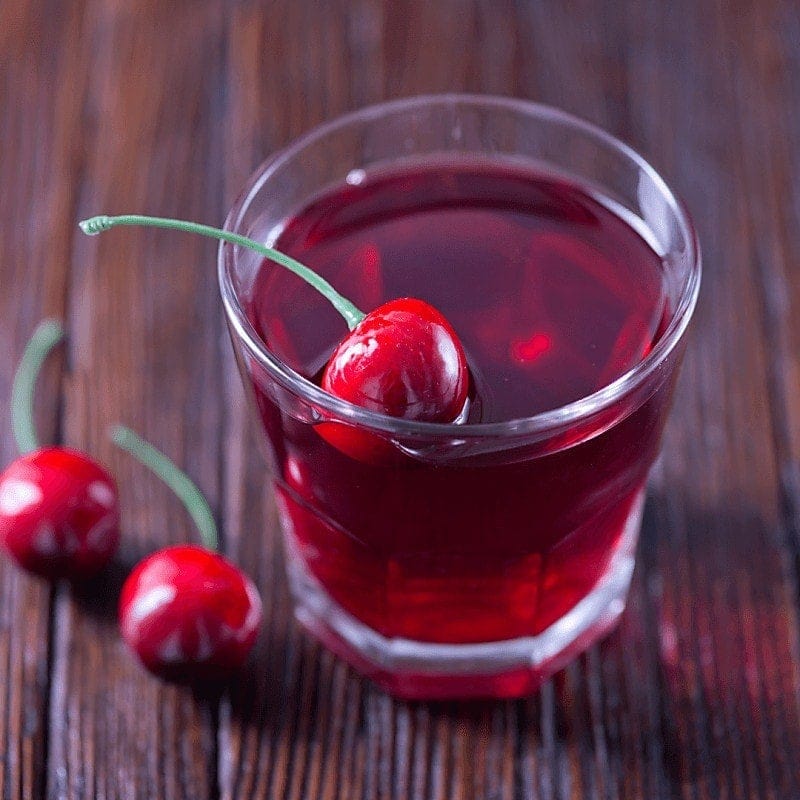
[81,215,469,462]
[0,321,120,579]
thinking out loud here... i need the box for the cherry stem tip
[79,216,114,235]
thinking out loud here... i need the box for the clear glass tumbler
[219,95,701,699]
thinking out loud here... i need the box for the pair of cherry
[0,321,261,680]
[0,216,469,682]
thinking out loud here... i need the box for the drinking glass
[218,95,701,699]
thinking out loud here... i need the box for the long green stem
[11,319,65,454]
[79,214,366,330]
[111,425,219,552]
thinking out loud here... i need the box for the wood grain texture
[0,1,83,796]
[2,0,800,798]
[39,1,226,798]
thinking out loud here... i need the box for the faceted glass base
[283,493,643,700]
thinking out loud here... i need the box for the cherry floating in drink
[319,297,468,460]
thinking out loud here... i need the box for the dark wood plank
[44,1,228,797]
[0,1,88,796]
[623,2,800,797]
[728,4,800,795]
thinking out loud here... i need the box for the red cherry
[318,298,469,461]
[119,545,262,682]
[323,298,468,420]
[0,447,119,579]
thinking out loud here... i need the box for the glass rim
[218,93,701,441]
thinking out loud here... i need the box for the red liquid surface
[245,161,671,658]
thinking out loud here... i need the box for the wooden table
[2,1,799,797]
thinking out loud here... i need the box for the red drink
[241,161,673,696]
[220,95,699,699]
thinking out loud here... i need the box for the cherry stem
[79,214,366,330]
[11,319,65,455]
[111,425,219,552]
